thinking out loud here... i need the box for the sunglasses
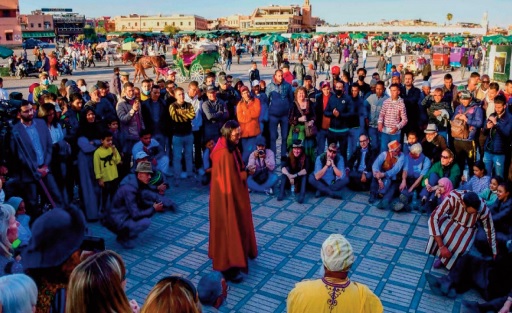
[441,155,450,159]
[157,276,198,302]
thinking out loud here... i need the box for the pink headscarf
[438,177,454,200]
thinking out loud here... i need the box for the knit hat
[22,205,86,269]
[197,271,224,306]
[135,151,149,160]
[251,80,260,87]
[321,234,354,272]
[391,71,401,77]
[64,80,77,88]
[331,65,340,76]
[422,81,431,87]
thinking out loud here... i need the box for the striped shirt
[377,97,407,133]
[426,190,497,270]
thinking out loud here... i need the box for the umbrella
[493,36,510,45]
[407,37,426,44]
[350,33,366,39]
[96,42,109,49]
[123,37,135,43]
[372,35,385,41]
[443,35,464,43]
[258,39,271,46]
[122,42,140,51]
[0,46,14,59]
[482,35,502,43]
[120,32,132,37]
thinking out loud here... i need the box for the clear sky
[19,0,512,28]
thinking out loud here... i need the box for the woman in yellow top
[236,86,261,164]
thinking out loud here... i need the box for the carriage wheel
[175,70,187,84]
[190,63,205,84]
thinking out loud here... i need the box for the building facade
[20,11,55,41]
[0,0,22,46]
[53,13,85,38]
[114,14,208,32]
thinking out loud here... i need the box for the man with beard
[10,101,63,220]
[401,72,421,136]
[208,120,258,283]
[217,75,238,120]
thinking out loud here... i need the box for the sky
[19,0,512,28]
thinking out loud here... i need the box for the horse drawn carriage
[172,41,222,84]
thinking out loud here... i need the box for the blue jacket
[484,110,512,155]
[323,94,352,131]
[266,79,294,117]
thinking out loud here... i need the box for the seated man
[346,134,378,191]
[395,143,431,212]
[308,143,348,199]
[132,129,171,178]
[421,124,448,163]
[369,140,405,209]
[425,190,496,270]
[246,137,278,195]
[103,161,165,249]
[287,234,383,313]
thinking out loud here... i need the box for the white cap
[321,234,354,272]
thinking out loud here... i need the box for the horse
[122,52,167,83]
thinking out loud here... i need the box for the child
[6,197,31,247]
[248,62,260,83]
[200,138,215,185]
[93,130,121,214]
[131,129,171,178]
[106,118,124,176]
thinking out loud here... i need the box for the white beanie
[321,234,354,272]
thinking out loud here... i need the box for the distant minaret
[481,11,488,33]
[302,0,312,28]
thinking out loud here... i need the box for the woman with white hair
[0,203,22,277]
[394,143,431,212]
[0,274,38,313]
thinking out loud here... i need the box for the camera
[258,149,265,155]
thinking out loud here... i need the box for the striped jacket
[169,101,195,136]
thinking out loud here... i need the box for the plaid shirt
[378,97,407,132]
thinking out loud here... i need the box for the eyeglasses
[359,139,368,143]
[482,81,490,84]
[441,155,450,159]
[328,149,337,153]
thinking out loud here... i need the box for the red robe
[208,137,258,272]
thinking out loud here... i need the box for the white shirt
[0,88,8,101]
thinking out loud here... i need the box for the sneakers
[264,188,273,195]
[368,193,376,204]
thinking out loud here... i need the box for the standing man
[314,81,336,156]
[142,85,169,151]
[110,67,122,96]
[293,57,306,86]
[376,55,387,81]
[209,120,258,283]
[10,100,63,220]
[185,81,204,173]
[266,70,294,162]
[378,83,408,152]
[365,81,388,151]
[401,72,421,136]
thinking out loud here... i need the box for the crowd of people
[0,35,511,311]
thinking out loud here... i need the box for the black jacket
[346,145,378,173]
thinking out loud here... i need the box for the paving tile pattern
[86,175,481,313]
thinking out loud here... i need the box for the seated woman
[459,161,490,194]
[478,175,502,208]
[66,250,139,313]
[421,177,454,214]
[247,137,278,195]
[420,148,461,210]
[142,276,201,313]
[278,140,311,204]
[0,274,38,313]
[474,182,512,255]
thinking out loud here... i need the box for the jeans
[226,59,232,71]
[247,172,278,192]
[316,129,329,156]
[269,114,289,158]
[172,134,193,178]
[348,127,362,160]
[483,152,505,177]
[278,174,307,202]
[308,174,348,194]
[368,127,381,153]
[241,136,258,164]
[370,178,399,202]
[380,132,401,153]
[453,140,476,177]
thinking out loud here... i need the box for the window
[5,33,13,41]
[157,22,159,26]
[188,22,191,26]
[180,22,183,26]
[143,22,146,26]
[30,23,34,28]
[165,22,167,26]
[172,22,175,26]
[128,22,131,26]
[135,22,137,26]
[38,23,41,28]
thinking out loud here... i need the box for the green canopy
[178,30,196,36]
[250,32,266,37]
[291,33,303,39]
[262,34,289,43]
[0,46,13,59]
[22,31,55,39]
[443,35,464,43]
[407,37,426,44]
[120,32,132,37]
[350,33,367,39]
[123,37,135,43]
[483,35,503,43]
[372,35,385,41]
[399,34,413,40]
[493,36,510,44]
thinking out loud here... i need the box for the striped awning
[22,31,55,38]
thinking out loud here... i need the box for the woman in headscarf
[77,106,104,221]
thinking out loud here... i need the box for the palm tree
[446,13,453,24]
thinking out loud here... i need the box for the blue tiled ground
[87,174,484,312]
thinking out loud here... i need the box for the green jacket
[422,161,461,187]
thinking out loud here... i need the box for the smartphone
[80,236,105,252]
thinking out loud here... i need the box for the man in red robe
[208,120,258,283]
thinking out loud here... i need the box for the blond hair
[141,276,201,313]
[65,250,132,313]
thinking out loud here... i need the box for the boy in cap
[287,234,383,312]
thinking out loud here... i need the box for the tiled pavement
[87,176,484,313]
